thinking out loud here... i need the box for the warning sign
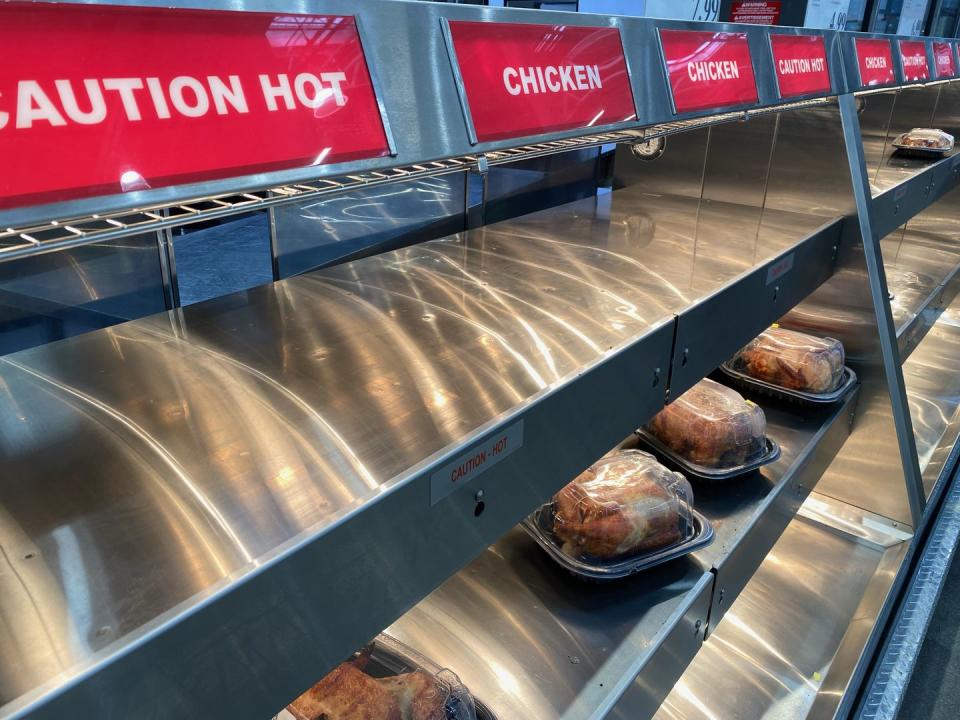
[730,1,782,24]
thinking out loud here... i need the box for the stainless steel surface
[883,185,960,356]
[764,104,856,219]
[870,86,942,196]
[386,386,857,720]
[856,465,960,720]
[903,299,960,496]
[645,493,910,720]
[0,233,168,357]
[837,92,926,526]
[271,175,467,278]
[0,178,845,718]
[692,395,859,629]
[388,531,713,720]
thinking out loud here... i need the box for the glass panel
[272,175,467,279]
[484,148,600,224]
[171,211,273,306]
[931,0,960,35]
[0,233,167,356]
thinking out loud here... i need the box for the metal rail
[0,101,834,266]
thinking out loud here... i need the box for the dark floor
[897,555,960,719]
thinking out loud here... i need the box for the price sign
[659,29,758,113]
[896,0,930,36]
[770,34,832,98]
[899,40,930,82]
[803,0,852,29]
[646,0,721,22]
[445,21,637,143]
[0,3,390,210]
[855,38,896,87]
[933,42,957,79]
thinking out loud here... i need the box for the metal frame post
[268,204,281,282]
[838,92,927,527]
[156,213,180,310]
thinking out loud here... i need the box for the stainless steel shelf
[870,149,960,240]
[883,206,960,358]
[385,389,856,720]
[685,389,858,628]
[0,186,844,719]
[646,492,911,720]
[903,298,960,499]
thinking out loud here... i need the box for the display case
[0,3,958,720]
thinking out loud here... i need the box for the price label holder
[658,29,759,115]
[899,39,931,83]
[441,19,637,145]
[854,37,896,88]
[933,41,958,80]
[0,2,393,210]
[769,33,832,100]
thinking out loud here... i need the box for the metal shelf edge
[872,153,960,240]
[0,316,675,720]
[704,389,859,632]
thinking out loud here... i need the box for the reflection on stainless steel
[860,86,943,196]
[786,237,915,525]
[387,395,853,720]
[273,175,467,278]
[903,300,960,496]
[0,233,167,356]
[484,148,602,224]
[0,182,841,715]
[645,493,909,720]
[389,527,711,720]
[882,185,960,351]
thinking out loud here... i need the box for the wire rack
[0,99,836,265]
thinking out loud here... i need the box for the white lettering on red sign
[502,64,602,96]
[934,42,956,78]
[660,30,758,113]
[0,5,390,209]
[447,21,636,144]
[777,57,826,74]
[686,60,741,82]
[0,72,349,131]
[865,56,888,69]
[770,34,831,99]
[902,55,925,67]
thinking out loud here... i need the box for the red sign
[934,42,957,79]
[659,30,758,114]
[770,34,831,98]
[0,3,390,210]
[855,38,896,87]
[445,21,636,143]
[730,1,782,24]
[899,40,930,82]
